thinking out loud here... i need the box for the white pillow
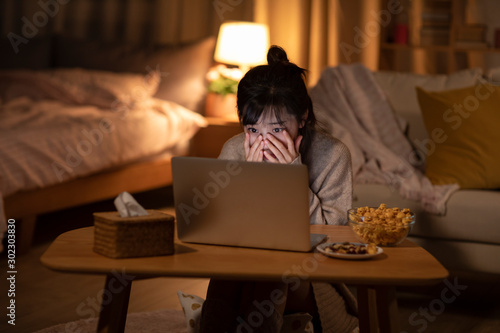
[47,68,161,106]
[0,68,161,109]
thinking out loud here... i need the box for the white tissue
[114,192,149,217]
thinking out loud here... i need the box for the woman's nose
[262,131,272,139]
[262,132,271,147]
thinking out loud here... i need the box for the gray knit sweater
[218,130,353,225]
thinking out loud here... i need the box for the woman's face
[244,110,303,161]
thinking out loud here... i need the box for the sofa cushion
[353,184,500,246]
[373,69,483,144]
[54,35,216,113]
[408,237,500,275]
[416,84,500,189]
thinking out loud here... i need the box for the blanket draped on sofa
[310,64,459,215]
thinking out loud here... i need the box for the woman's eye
[247,128,257,133]
[273,128,285,133]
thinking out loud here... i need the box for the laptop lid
[172,156,325,252]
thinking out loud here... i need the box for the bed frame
[4,117,242,254]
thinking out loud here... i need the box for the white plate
[316,242,383,260]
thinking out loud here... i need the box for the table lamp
[214,21,270,74]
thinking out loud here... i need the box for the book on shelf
[420,27,450,46]
[422,0,453,13]
[456,24,487,43]
[421,12,451,22]
[454,40,489,49]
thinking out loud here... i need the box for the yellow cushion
[416,83,500,189]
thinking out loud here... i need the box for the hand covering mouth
[263,149,276,160]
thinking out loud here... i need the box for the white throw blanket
[309,64,458,215]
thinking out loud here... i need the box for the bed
[0,35,217,252]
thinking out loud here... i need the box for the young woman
[199,46,358,333]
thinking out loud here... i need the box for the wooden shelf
[379,0,500,74]
[453,47,500,53]
[381,43,500,53]
[380,43,451,52]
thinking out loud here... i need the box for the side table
[189,116,242,158]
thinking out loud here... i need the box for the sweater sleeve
[217,133,246,161]
[307,134,353,225]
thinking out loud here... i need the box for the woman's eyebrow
[268,121,286,125]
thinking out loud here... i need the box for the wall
[0,0,253,46]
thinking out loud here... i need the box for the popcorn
[349,204,414,246]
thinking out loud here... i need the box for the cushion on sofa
[416,84,500,189]
[373,68,483,144]
[54,35,216,113]
[353,184,500,246]
[408,237,500,275]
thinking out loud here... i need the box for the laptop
[171,156,327,252]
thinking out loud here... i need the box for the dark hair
[236,45,316,160]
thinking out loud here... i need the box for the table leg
[375,286,400,333]
[96,274,134,333]
[357,286,378,333]
[356,286,400,333]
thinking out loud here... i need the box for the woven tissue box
[93,209,175,258]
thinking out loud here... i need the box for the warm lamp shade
[214,22,270,69]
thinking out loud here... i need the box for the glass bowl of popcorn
[347,204,415,246]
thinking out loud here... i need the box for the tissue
[114,191,148,217]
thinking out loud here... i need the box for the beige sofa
[352,69,500,276]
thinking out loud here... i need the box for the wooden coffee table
[41,225,448,333]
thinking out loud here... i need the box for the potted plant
[205,65,242,120]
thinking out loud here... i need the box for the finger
[248,137,264,161]
[257,149,264,162]
[265,136,287,163]
[282,130,295,153]
[244,132,251,157]
[249,142,263,162]
[253,141,265,161]
[246,135,259,158]
[294,135,303,154]
[267,142,290,164]
[263,150,279,163]
[266,133,288,152]
[267,134,299,163]
[283,130,300,161]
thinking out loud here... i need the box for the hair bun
[267,45,289,65]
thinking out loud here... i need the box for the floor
[1,186,499,333]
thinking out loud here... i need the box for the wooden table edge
[40,226,448,286]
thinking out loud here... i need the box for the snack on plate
[348,204,415,246]
[324,242,378,255]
